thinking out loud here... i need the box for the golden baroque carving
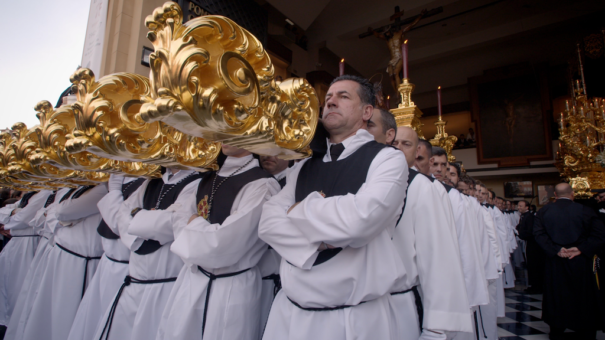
[138,2,318,159]
[67,68,219,171]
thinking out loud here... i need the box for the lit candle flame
[404,40,408,44]
[341,58,344,62]
[387,96,390,99]
[438,86,441,89]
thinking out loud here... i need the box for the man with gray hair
[534,183,605,339]
[366,108,397,145]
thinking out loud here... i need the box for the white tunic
[92,170,199,340]
[16,185,106,340]
[260,129,408,340]
[445,187,489,308]
[257,167,288,338]
[4,188,70,340]
[391,174,473,338]
[156,155,280,340]
[67,178,138,340]
[0,190,51,326]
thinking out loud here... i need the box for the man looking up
[260,75,409,340]
[415,139,433,175]
[366,108,397,145]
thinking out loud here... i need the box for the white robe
[4,188,69,340]
[156,156,280,340]
[67,178,139,340]
[260,129,408,340]
[257,168,288,338]
[445,187,489,309]
[391,175,472,339]
[0,191,51,326]
[15,185,106,340]
[92,170,199,340]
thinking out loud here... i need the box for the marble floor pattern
[498,289,605,340]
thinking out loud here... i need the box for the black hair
[330,75,376,106]
[449,162,461,177]
[377,108,397,134]
[418,139,433,157]
[432,146,448,159]
[489,190,496,199]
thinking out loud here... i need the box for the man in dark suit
[516,200,545,294]
[534,183,605,339]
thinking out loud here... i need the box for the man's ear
[362,105,373,122]
[386,128,396,145]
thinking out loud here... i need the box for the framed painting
[469,64,553,167]
[504,181,533,198]
[537,184,556,206]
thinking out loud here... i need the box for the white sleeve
[259,160,322,269]
[128,179,200,245]
[0,203,19,224]
[55,185,108,222]
[5,191,52,230]
[98,188,133,235]
[287,148,408,248]
[171,178,280,269]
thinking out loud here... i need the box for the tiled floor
[498,289,605,340]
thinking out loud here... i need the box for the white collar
[162,169,196,184]
[273,167,289,181]
[323,129,374,162]
[218,154,258,176]
[124,177,138,184]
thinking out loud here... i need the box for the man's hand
[565,247,582,259]
[188,214,199,224]
[557,247,567,258]
[287,202,300,214]
[10,209,16,216]
[318,242,337,251]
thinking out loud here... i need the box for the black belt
[391,285,423,332]
[56,243,102,298]
[105,254,129,264]
[98,275,177,340]
[11,235,38,237]
[198,266,251,338]
[477,306,488,339]
[287,296,367,312]
[262,274,281,297]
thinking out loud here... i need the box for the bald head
[554,183,574,200]
[392,126,419,167]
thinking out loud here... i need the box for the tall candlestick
[437,86,442,119]
[577,43,587,96]
[565,100,570,112]
[402,40,409,79]
[560,112,564,129]
[339,59,345,76]
[386,95,390,110]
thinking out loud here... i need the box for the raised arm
[55,185,108,222]
[5,191,52,230]
[128,179,201,245]
[287,148,407,248]
[171,178,280,269]
[259,160,322,269]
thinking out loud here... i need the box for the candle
[586,136,591,147]
[565,100,570,112]
[402,40,409,79]
[437,86,442,119]
[339,59,345,76]
[560,113,564,129]
[386,95,390,110]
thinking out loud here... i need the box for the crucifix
[363,6,441,91]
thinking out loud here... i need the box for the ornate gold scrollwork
[68,68,219,171]
[138,3,318,159]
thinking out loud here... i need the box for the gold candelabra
[556,88,605,198]
[429,116,457,162]
[390,78,425,139]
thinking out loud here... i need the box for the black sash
[391,286,423,332]
[277,177,286,188]
[198,266,251,337]
[44,191,57,208]
[98,275,177,340]
[11,235,38,238]
[134,173,203,255]
[55,243,102,298]
[294,141,386,266]
[97,178,146,240]
[59,188,77,203]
